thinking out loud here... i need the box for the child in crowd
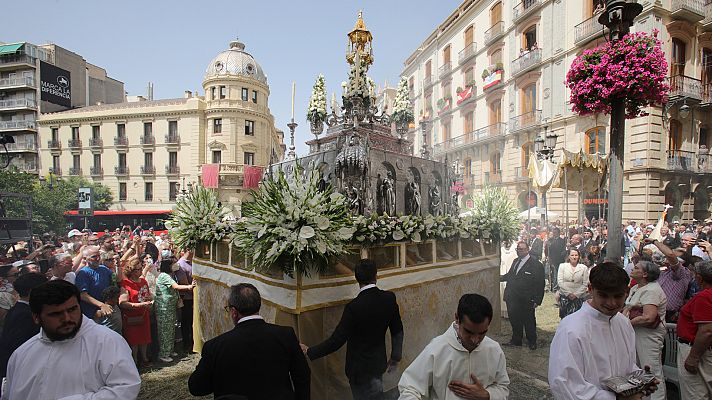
[95,285,122,335]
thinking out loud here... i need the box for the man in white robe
[2,280,140,399]
[398,294,509,400]
[548,261,658,400]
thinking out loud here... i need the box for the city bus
[64,210,172,236]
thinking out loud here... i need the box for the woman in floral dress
[119,258,153,366]
[155,259,194,363]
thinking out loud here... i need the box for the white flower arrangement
[307,74,327,124]
[230,164,356,277]
[346,58,371,99]
[392,77,414,125]
[165,185,230,250]
[462,186,520,244]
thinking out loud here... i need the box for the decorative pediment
[666,20,696,42]
[208,140,227,150]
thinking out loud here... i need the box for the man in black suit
[302,259,404,400]
[529,228,544,261]
[0,272,48,379]
[500,241,545,350]
[188,283,310,400]
[545,227,567,292]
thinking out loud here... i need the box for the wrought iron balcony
[423,75,435,89]
[432,123,506,155]
[16,163,37,173]
[703,0,712,30]
[511,48,542,76]
[458,43,477,65]
[89,138,103,148]
[5,141,36,152]
[484,21,505,46]
[50,167,62,176]
[90,166,103,176]
[0,98,36,110]
[165,133,180,144]
[667,150,695,172]
[140,134,155,145]
[512,0,542,23]
[671,0,706,22]
[509,110,542,133]
[0,120,36,131]
[668,75,703,101]
[140,165,156,175]
[47,140,61,150]
[575,14,607,46]
[114,136,128,147]
[0,77,35,89]
[513,166,529,182]
[67,139,82,149]
[0,54,36,67]
[68,167,82,176]
[438,62,452,78]
[115,166,129,176]
[165,165,180,175]
[484,171,503,184]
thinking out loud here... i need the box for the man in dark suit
[500,241,545,350]
[545,227,567,292]
[188,283,310,400]
[529,228,544,261]
[302,259,404,400]
[0,272,48,379]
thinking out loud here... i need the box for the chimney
[184,90,192,98]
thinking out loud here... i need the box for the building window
[523,26,537,51]
[252,90,258,103]
[245,120,254,136]
[585,126,606,154]
[443,82,451,100]
[119,183,127,201]
[144,152,153,168]
[442,123,451,142]
[464,112,474,134]
[118,153,126,168]
[145,182,153,202]
[425,60,432,77]
[464,158,472,179]
[489,100,501,124]
[219,85,227,99]
[72,154,80,169]
[144,122,152,137]
[669,119,682,153]
[671,38,686,76]
[464,25,474,46]
[93,154,101,168]
[211,87,216,100]
[490,49,502,66]
[213,118,222,134]
[491,1,502,25]
[522,83,537,114]
[52,155,60,171]
[408,77,414,92]
[92,125,100,140]
[244,152,255,165]
[169,151,178,169]
[117,123,126,138]
[71,127,79,140]
[51,128,59,142]
[212,150,221,164]
[490,152,501,174]
[443,45,451,65]
[169,120,178,136]
[703,47,712,86]
[242,88,249,101]
[464,67,474,86]
[169,182,179,201]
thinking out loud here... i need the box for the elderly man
[2,280,140,399]
[677,260,712,399]
[646,238,695,322]
[74,246,113,318]
[49,253,76,284]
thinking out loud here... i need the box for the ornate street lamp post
[598,0,642,263]
[420,117,430,160]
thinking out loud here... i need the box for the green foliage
[165,185,229,251]
[464,186,519,244]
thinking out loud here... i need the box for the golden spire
[346,10,373,66]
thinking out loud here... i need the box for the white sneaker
[159,357,173,363]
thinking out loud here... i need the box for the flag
[456,86,473,105]
[243,165,263,189]
[202,164,219,188]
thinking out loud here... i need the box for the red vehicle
[64,210,171,236]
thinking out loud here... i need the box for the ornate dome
[204,41,267,84]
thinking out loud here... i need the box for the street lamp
[598,0,643,263]
[534,126,557,226]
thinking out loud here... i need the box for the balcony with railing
[0,120,36,131]
[671,0,706,22]
[484,21,505,46]
[667,150,695,172]
[114,136,128,147]
[458,43,478,65]
[165,133,180,145]
[140,165,156,175]
[513,166,529,182]
[668,75,703,101]
[423,75,435,89]
[89,138,103,148]
[140,134,155,146]
[50,167,62,176]
[0,98,36,110]
[68,167,82,176]
[67,139,82,149]
[115,166,129,176]
[0,54,36,68]
[5,141,36,152]
[575,14,607,46]
[47,140,61,150]
[484,171,503,184]
[14,163,37,173]
[432,122,507,155]
[166,165,180,175]
[511,48,542,76]
[439,62,452,78]
[90,166,103,177]
[509,110,542,133]
[0,77,35,89]
[512,0,543,23]
[703,0,712,30]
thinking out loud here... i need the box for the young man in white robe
[548,261,659,400]
[398,293,509,400]
[1,280,140,399]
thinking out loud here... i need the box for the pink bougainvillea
[566,30,669,119]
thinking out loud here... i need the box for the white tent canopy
[519,207,559,220]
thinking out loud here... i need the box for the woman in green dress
[155,259,194,363]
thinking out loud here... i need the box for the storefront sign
[40,61,71,107]
[583,197,608,205]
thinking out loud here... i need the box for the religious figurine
[404,171,421,216]
[382,172,396,216]
[450,192,460,216]
[348,183,361,214]
[429,183,441,216]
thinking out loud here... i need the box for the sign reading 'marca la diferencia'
[40,61,71,107]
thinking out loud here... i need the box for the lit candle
[291,82,295,120]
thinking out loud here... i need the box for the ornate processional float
[178,12,518,399]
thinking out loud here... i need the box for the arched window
[523,26,537,51]
[491,2,502,25]
[669,119,682,154]
[522,142,533,174]
[671,38,686,77]
[464,25,474,46]
[490,151,501,175]
[464,158,472,183]
[585,126,606,154]
[522,83,537,115]
[443,45,451,66]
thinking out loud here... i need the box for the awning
[0,43,24,55]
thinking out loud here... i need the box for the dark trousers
[548,262,560,292]
[181,299,194,351]
[348,375,383,400]
[506,299,537,346]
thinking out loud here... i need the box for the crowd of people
[0,226,196,385]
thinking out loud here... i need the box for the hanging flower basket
[566,30,669,119]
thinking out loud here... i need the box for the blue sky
[3,0,462,154]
